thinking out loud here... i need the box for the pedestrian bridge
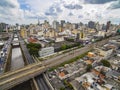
[11,38,21,46]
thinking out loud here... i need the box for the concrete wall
[4,45,12,72]
[19,43,28,65]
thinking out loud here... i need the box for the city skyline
[0,1,120,89]
[0,0,120,24]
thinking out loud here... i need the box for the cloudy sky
[0,0,120,24]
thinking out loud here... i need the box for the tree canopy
[27,43,41,56]
[101,60,111,67]
[86,64,92,72]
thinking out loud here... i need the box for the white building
[37,30,44,36]
[95,48,113,59]
[97,31,105,37]
[55,36,64,42]
[52,20,59,30]
[0,41,4,46]
[58,29,72,36]
[39,47,54,57]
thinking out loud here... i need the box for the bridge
[0,35,119,90]
[0,62,46,90]
[2,32,51,90]
[12,40,20,44]
[0,56,65,90]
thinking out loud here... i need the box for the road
[35,74,50,90]
[19,36,50,90]
[43,37,110,67]
[0,35,119,90]
[19,36,35,64]
[0,63,45,90]
[0,63,42,82]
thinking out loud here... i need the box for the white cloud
[23,0,55,12]
[0,0,120,24]
[0,0,21,23]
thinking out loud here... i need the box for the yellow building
[58,26,63,32]
[20,28,27,39]
[72,29,80,35]
[44,28,58,38]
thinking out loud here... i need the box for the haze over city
[0,0,120,24]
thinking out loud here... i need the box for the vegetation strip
[48,51,90,71]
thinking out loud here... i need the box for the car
[0,51,5,58]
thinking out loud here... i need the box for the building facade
[39,47,54,57]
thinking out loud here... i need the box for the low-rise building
[37,30,44,36]
[55,36,64,42]
[28,37,38,43]
[75,72,105,90]
[95,48,113,59]
[106,70,120,80]
[0,41,4,46]
[39,47,54,57]
[96,31,105,37]
[109,39,120,46]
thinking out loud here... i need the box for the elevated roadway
[19,36,50,90]
[0,35,119,90]
[0,63,46,90]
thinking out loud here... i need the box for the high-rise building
[80,31,84,39]
[15,23,20,31]
[53,20,59,31]
[88,21,95,29]
[5,24,9,33]
[73,24,79,29]
[38,19,40,25]
[106,21,111,32]
[79,22,83,26]
[43,20,50,28]
[61,20,65,27]
[76,30,84,41]
[20,27,27,38]
[76,33,80,41]
[44,20,49,24]
[95,22,100,31]
[102,24,106,30]
[0,23,7,32]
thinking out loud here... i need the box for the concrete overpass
[0,63,46,90]
[0,35,119,90]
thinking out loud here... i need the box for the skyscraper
[53,20,59,31]
[102,24,106,31]
[61,20,65,27]
[38,19,40,25]
[88,21,95,29]
[106,21,111,32]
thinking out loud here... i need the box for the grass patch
[39,58,44,61]
[38,45,84,61]
[62,45,84,54]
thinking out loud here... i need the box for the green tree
[61,44,67,50]
[29,47,39,56]
[27,43,41,49]
[86,64,92,72]
[67,38,74,42]
[60,87,65,90]
[101,60,111,67]
[27,43,41,56]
